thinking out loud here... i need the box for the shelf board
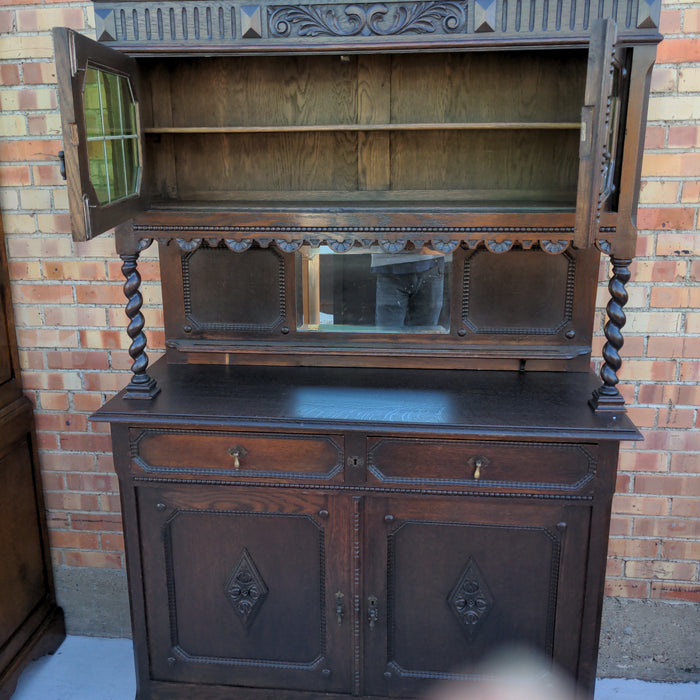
[144,122,582,135]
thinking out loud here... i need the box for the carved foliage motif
[447,557,493,639]
[225,548,269,629]
[268,1,468,38]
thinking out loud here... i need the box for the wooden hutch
[53,1,660,697]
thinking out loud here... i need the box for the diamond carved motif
[447,557,493,639]
[225,548,268,629]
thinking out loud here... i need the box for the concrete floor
[10,636,700,700]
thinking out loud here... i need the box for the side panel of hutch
[52,1,660,698]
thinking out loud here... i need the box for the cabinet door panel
[137,485,352,693]
[363,497,590,697]
[53,27,145,241]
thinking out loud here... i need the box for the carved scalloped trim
[138,225,578,253]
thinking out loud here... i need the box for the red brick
[49,530,100,551]
[0,139,62,162]
[669,125,700,149]
[0,9,13,33]
[677,385,700,405]
[44,491,100,512]
[59,432,113,453]
[658,8,682,33]
[636,383,681,406]
[625,560,696,581]
[660,541,700,561]
[0,164,31,186]
[40,451,96,472]
[670,498,698,517]
[35,412,88,432]
[22,62,57,85]
[44,261,107,281]
[0,64,21,86]
[604,580,648,598]
[679,361,700,381]
[633,518,700,538]
[607,538,659,559]
[609,516,632,536]
[65,473,118,493]
[46,351,110,371]
[681,181,700,203]
[637,207,695,231]
[670,453,700,474]
[642,429,700,452]
[643,126,666,150]
[38,392,70,411]
[14,285,76,306]
[606,558,623,576]
[657,37,700,63]
[612,495,669,516]
[71,514,123,532]
[636,475,700,497]
[72,392,105,413]
[658,408,695,429]
[647,336,700,358]
[64,551,123,569]
[650,583,700,603]
[75,284,125,305]
[618,450,669,473]
[683,7,700,33]
[100,533,125,552]
[32,164,65,186]
[631,260,686,283]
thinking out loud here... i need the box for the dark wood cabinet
[0,213,64,700]
[52,2,661,698]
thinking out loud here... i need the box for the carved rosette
[225,548,269,629]
[268,0,467,38]
[447,557,493,639]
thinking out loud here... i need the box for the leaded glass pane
[84,65,140,205]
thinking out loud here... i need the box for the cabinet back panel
[141,51,586,204]
[389,51,586,124]
[390,130,579,195]
[161,132,358,197]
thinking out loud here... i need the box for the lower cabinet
[121,436,603,700]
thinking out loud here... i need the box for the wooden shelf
[144,122,582,135]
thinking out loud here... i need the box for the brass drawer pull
[227,445,248,469]
[468,455,489,480]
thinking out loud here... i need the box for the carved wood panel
[362,497,591,697]
[138,486,353,692]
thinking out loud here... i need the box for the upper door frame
[53,27,146,242]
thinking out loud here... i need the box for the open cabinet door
[574,19,618,249]
[53,28,145,242]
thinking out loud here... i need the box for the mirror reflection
[297,246,451,333]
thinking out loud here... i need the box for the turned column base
[589,386,626,412]
[124,373,161,400]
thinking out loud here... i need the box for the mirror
[296,246,451,333]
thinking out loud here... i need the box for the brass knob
[468,455,489,480]
[227,445,248,469]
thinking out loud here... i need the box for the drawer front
[367,437,596,492]
[130,428,343,483]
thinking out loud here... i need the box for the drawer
[367,437,596,492]
[130,428,344,483]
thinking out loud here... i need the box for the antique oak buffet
[52,0,660,697]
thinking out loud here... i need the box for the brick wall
[0,1,698,602]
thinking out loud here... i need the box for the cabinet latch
[58,150,66,180]
[367,596,379,630]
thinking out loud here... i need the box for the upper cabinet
[52,8,658,247]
